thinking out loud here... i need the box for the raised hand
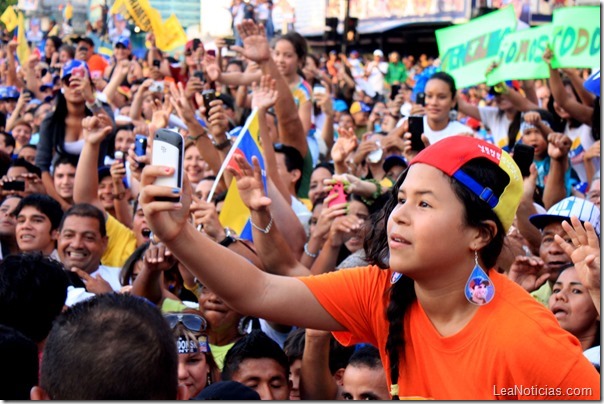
[82,114,113,145]
[169,81,197,123]
[139,165,192,244]
[508,255,549,293]
[330,127,358,164]
[204,54,222,83]
[312,193,347,242]
[144,240,175,271]
[228,154,271,212]
[232,19,271,63]
[190,197,225,242]
[547,132,572,160]
[327,214,364,248]
[207,99,229,139]
[110,159,126,182]
[251,75,277,110]
[555,217,600,295]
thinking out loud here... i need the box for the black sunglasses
[164,313,207,332]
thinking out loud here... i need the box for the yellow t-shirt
[101,214,137,268]
[210,342,236,371]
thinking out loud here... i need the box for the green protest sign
[551,6,600,69]
[437,6,516,88]
[486,24,551,86]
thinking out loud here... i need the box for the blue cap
[61,59,90,79]
[5,86,19,100]
[0,87,8,100]
[114,36,131,48]
[333,99,348,112]
[584,69,600,97]
[39,83,53,92]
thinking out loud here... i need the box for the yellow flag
[0,6,18,32]
[156,14,187,51]
[110,0,127,15]
[124,0,154,32]
[16,12,30,64]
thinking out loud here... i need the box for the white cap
[373,49,384,57]
[529,196,600,236]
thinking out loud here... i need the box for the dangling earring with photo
[464,250,495,306]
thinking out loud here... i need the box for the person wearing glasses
[165,311,220,400]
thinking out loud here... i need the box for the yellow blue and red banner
[217,109,266,241]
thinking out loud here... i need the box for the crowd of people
[0,6,601,400]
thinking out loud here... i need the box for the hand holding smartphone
[152,129,185,202]
[327,182,347,208]
[408,115,426,152]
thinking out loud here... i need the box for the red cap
[410,136,522,231]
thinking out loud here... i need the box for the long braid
[385,275,416,399]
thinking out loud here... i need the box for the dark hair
[58,44,75,59]
[0,252,68,343]
[347,345,382,369]
[0,325,39,399]
[328,335,355,375]
[0,131,15,149]
[40,293,178,400]
[10,157,41,177]
[59,203,106,238]
[283,328,305,365]
[276,31,308,76]
[226,59,244,71]
[364,158,508,397]
[222,330,290,381]
[19,144,37,152]
[312,162,334,176]
[274,143,304,192]
[14,193,64,231]
[46,35,63,51]
[120,241,149,286]
[427,71,456,100]
[53,155,77,171]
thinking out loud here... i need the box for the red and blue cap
[410,136,522,232]
[61,59,89,79]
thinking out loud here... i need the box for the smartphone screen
[152,129,184,201]
[3,181,25,191]
[513,144,534,178]
[408,115,425,151]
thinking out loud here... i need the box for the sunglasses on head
[165,313,207,333]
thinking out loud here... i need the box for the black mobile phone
[408,115,425,152]
[3,180,25,191]
[416,92,426,106]
[193,70,205,82]
[151,129,184,202]
[202,89,216,111]
[223,37,236,47]
[390,84,401,100]
[513,144,534,178]
[152,59,160,68]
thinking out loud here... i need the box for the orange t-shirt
[299,267,600,400]
[87,54,109,77]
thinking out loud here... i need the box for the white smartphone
[313,84,326,95]
[149,81,164,93]
[151,129,184,202]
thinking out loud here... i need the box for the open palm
[232,19,271,63]
[228,155,271,211]
[251,75,277,110]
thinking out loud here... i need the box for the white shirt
[565,123,597,184]
[90,265,123,292]
[421,116,475,145]
[366,61,389,96]
[479,106,512,149]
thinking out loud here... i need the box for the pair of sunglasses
[164,313,207,332]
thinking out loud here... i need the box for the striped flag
[215,109,266,241]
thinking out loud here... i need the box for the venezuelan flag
[98,40,114,61]
[218,109,266,241]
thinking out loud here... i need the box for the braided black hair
[364,157,509,398]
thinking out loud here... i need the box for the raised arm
[561,68,595,107]
[545,48,593,125]
[542,132,571,209]
[139,165,343,330]
[74,114,113,212]
[232,19,308,159]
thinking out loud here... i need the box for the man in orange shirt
[73,37,108,80]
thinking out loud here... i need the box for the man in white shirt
[57,203,122,303]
